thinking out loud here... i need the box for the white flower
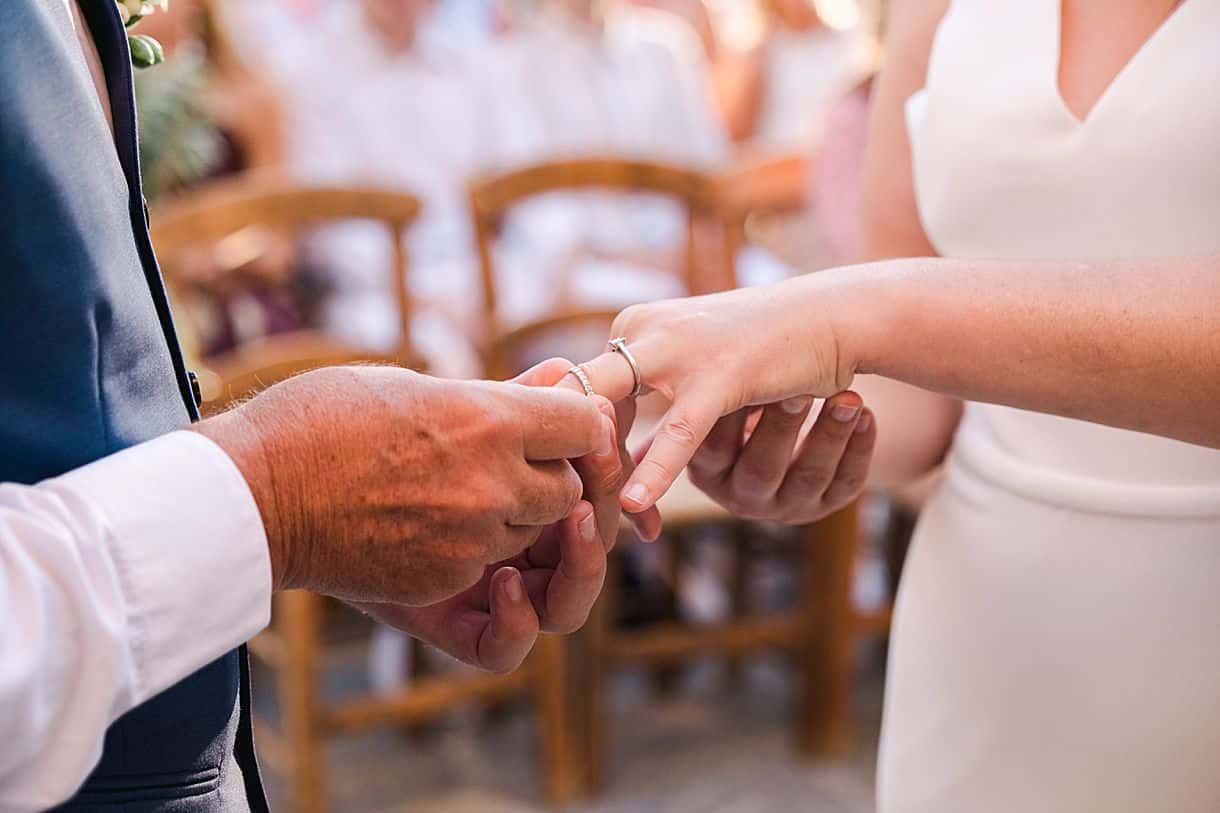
[117,0,169,22]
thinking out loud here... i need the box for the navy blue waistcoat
[1,2,267,809]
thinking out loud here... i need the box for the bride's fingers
[820,408,876,509]
[776,392,864,507]
[622,393,722,512]
[612,399,663,541]
[729,397,813,502]
[689,408,750,481]
[574,350,642,403]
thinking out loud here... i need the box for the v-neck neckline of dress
[1051,0,1195,128]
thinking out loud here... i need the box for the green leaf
[128,34,165,69]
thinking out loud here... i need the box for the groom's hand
[193,365,613,607]
[351,358,633,673]
[354,498,604,673]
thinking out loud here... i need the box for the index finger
[515,386,612,460]
[621,390,723,512]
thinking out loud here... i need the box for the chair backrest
[150,174,424,410]
[469,158,740,330]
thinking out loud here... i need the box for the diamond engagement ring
[565,364,595,397]
[607,337,643,398]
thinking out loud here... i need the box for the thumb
[512,357,575,388]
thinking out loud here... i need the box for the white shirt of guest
[0,433,271,811]
[281,6,519,375]
[753,23,874,151]
[487,7,732,317]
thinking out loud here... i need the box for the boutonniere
[116,0,168,68]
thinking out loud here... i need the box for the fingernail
[855,412,872,433]
[597,416,615,457]
[503,572,523,603]
[578,510,597,542]
[623,483,649,507]
[831,404,860,422]
[781,396,812,414]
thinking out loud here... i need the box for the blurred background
[141,1,908,810]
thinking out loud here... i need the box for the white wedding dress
[876,1,1220,811]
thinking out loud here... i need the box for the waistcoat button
[188,370,202,408]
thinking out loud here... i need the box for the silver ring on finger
[565,364,596,397]
[607,337,643,398]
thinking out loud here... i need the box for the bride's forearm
[808,255,1220,448]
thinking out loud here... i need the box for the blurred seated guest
[711,0,874,151]
[282,0,526,377]
[627,0,719,60]
[489,0,790,320]
[429,0,510,46]
[214,0,334,89]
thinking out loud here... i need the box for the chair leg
[654,529,686,696]
[884,503,919,602]
[278,590,326,813]
[532,634,581,806]
[797,503,858,758]
[725,523,752,687]
[403,635,440,742]
[581,567,614,797]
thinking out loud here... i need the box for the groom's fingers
[352,571,540,674]
[517,387,610,460]
[521,501,606,634]
[511,357,573,388]
[622,392,722,512]
[476,567,542,673]
[574,402,626,551]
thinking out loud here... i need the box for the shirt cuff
[50,431,272,703]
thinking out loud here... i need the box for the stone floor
[261,651,886,813]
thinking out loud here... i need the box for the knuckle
[660,415,700,447]
[834,471,866,495]
[634,456,672,486]
[595,464,626,495]
[787,465,833,495]
[613,303,648,335]
[820,421,855,443]
[734,458,775,489]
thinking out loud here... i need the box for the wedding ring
[607,337,643,398]
[565,365,596,397]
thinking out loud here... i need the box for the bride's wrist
[791,259,908,384]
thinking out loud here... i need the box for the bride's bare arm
[834,254,1220,449]
[575,248,1220,513]
[854,0,961,490]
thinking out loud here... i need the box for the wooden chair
[469,158,868,797]
[151,176,585,812]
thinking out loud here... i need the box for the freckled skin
[194,365,602,606]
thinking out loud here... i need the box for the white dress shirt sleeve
[0,430,272,812]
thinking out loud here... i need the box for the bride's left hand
[566,282,858,512]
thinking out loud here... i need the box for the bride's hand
[568,282,858,511]
[686,392,875,524]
